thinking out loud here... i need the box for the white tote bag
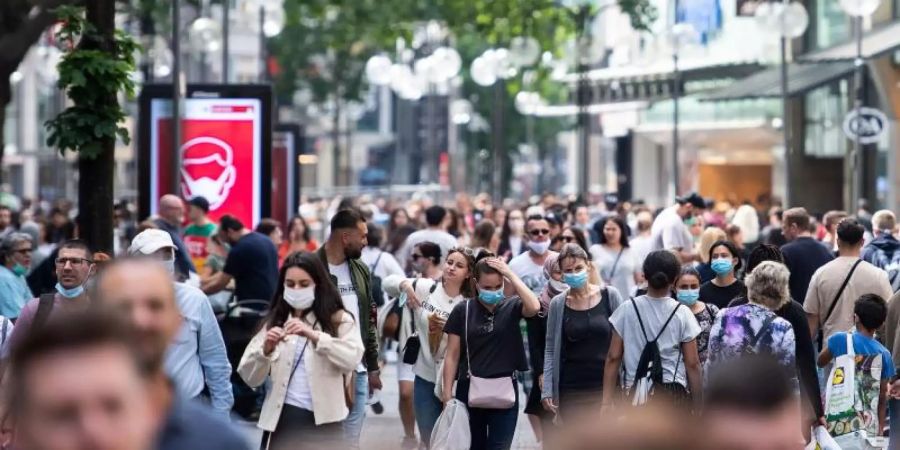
[431,399,471,450]
[824,333,886,450]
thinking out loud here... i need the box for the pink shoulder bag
[465,300,516,409]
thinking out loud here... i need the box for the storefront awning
[800,21,900,63]
[698,62,855,102]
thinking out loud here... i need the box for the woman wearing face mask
[238,252,364,449]
[383,247,477,448]
[601,250,703,411]
[498,209,526,261]
[699,240,747,309]
[542,244,625,428]
[674,267,719,365]
[441,253,541,450]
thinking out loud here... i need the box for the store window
[815,0,850,49]
[803,81,848,158]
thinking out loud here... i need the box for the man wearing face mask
[650,193,707,263]
[202,215,279,304]
[128,229,235,416]
[317,209,381,448]
[6,240,94,350]
[154,195,197,281]
[0,232,35,319]
[509,215,558,297]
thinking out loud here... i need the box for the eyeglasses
[55,257,93,267]
[529,229,551,237]
[14,247,33,255]
[411,253,423,260]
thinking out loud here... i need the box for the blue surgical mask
[12,263,27,277]
[562,270,588,289]
[676,289,700,306]
[56,282,85,299]
[711,258,734,276]
[478,287,505,305]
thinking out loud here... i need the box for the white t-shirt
[590,244,639,297]
[409,278,464,383]
[328,262,366,373]
[508,251,556,296]
[609,295,701,389]
[650,206,693,252]
[629,235,653,273]
[284,336,313,410]
[361,247,406,304]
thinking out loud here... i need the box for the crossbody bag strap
[607,249,625,281]
[464,300,473,377]
[288,319,318,380]
[372,251,384,272]
[822,259,863,326]
[749,314,778,349]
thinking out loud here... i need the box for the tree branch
[0,0,80,70]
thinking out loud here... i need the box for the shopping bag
[805,426,841,450]
[824,333,885,448]
[431,399,471,450]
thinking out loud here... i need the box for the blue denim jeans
[342,372,368,448]
[455,377,519,450]
[414,376,444,447]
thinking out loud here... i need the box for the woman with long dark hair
[239,252,364,449]
[279,216,319,261]
[498,209,526,261]
[590,215,640,297]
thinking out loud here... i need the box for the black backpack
[631,301,682,393]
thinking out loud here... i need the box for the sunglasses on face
[529,229,551,237]
[411,253,424,260]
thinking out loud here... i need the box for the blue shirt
[157,395,247,450]
[827,331,896,380]
[164,283,233,415]
[0,266,33,318]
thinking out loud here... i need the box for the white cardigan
[238,311,364,431]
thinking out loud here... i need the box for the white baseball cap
[128,229,176,256]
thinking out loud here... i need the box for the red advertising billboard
[138,85,272,228]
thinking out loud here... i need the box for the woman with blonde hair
[695,227,727,283]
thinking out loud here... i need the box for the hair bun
[648,272,671,289]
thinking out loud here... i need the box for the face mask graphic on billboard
[180,136,237,210]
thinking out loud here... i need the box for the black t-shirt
[559,299,612,393]
[699,279,747,309]
[444,297,528,379]
[728,296,823,418]
[223,232,279,302]
[781,237,834,303]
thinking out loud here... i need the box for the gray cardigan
[541,286,625,402]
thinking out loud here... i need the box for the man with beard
[96,259,246,450]
[201,214,278,303]
[317,209,381,448]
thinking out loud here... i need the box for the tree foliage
[45,5,139,159]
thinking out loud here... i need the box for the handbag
[344,372,357,409]
[464,300,515,409]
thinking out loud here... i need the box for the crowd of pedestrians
[1,190,900,449]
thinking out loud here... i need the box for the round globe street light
[189,17,223,53]
[509,36,541,68]
[839,0,881,17]
[365,54,393,86]
[755,1,808,206]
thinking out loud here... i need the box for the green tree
[45,4,138,253]
[0,0,77,184]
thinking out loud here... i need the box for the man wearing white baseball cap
[127,229,234,416]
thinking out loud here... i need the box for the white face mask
[528,240,551,255]
[549,278,568,292]
[283,285,316,310]
[160,258,175,277]
[181,166,235,211]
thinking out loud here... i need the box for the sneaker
[401,437,418,450]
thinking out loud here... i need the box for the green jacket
[316,247,379,371]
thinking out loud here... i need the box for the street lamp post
[575,5,591,199]
[223,0,230,83]
[838,0,880,211]
[667,22,699,199]
[757,1,808,206]
[171,0,183,195]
